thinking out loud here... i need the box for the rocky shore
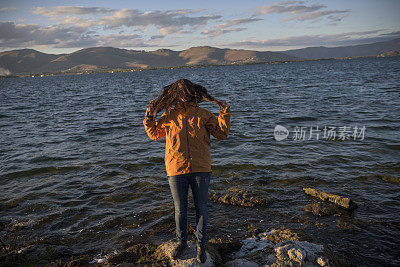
[0,187,359,266]
[0,227,331,266]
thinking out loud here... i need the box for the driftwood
[303,188,358,210]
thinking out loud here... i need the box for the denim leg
[189,172,211,247]
[168,174,189,244]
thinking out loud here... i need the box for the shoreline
[0,188,362,266]
[1,54,396,79]
[0,225,333,266]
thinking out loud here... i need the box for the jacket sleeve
[205,105,231,140]
[143,112,167,141]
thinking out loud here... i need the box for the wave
[385,143,400,150]
[29,156,77,163]
[86,125,130,134]
[3,165,83,179]
[281,116,318,122]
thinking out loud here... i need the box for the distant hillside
[284,38,400,59]
[0,46,296,75]
[0,49,62,74]
[1,38,399,76]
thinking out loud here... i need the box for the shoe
[196,245,207,263]
[172,242,187,260]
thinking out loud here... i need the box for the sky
[0,0,399,54]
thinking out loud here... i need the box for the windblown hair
[149,79,220,114]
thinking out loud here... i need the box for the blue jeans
[168,172,211,247]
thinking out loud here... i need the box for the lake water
[1,57,399,265]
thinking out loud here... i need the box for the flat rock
[304,202,336,216]
[230,228,329,267]
[303,188,358,210]
[160,241,214,267]
[272,240,327,266]
[232,236,272,258]
[265,227,299,244]
[209,186,273,207]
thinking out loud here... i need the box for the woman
[143,79,230,263]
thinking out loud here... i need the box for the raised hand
[217,100,229,110]
[145,101,157,118]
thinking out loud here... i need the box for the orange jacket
[143,101,231,176]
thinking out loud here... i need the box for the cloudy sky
[0,0,399,54]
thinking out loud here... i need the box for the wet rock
[317,256,330,266]
[379,175,400,184]
[209,186,273,207]
[231,234,273,265]
[208,238,242,266]
[159,240,214,266]
[107,243,167,265]
[230,228,329,266]
[232,236,272,258]
[303,188,358,210]
[247,223,263,237]
[225,258,258,267]
[0,244,75,266]
[265,227,299,244]
[64,255,93,266]
[304,202,336,216]
[272,240,327,266]
[314,221,328,229]
[336,220,362,231]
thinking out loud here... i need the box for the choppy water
[1,57,399,265]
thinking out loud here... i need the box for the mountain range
[0,38,399,76]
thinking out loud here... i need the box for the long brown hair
[149,79,220,114]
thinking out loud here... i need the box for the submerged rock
[379,175,400,184]
[303,188,358,210]
[159,241,214,267]
[209,186,273,207]
[107,243,167,265]
[304,202,336,216]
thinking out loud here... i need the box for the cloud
[57,17,99,28]
[97,9,221,33]
[1,6,225,49]
[216,17,263,28]
[32,6,115,16]
[254,1,350,23]
[381,30,400,37]
[255,1,324,15]
[202,27,246,37]
[54,33,154,48]
[0,7,16,12]
[201,16,262,37]
[287,9,350,22]
[150,35,164,40]
[0,21,86,47]
[327,14,349,22]
[0,21,167,49]
[226,30,399,48]
[32,7,221,36]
